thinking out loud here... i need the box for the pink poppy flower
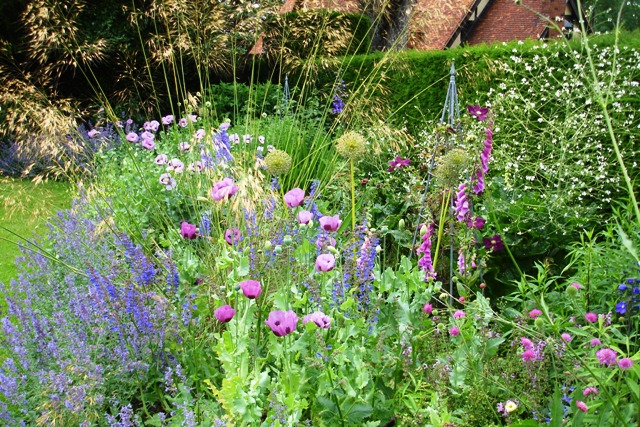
[180,222,197,239]
[214,305,235,323]
[239,280,262,299]
[303,311,331,329]
[296,210,313,224]
[284,188,305,208]
[224,228,241,246]
[211,178,238,201]
[265,310,298,337]
[319,215,341,232]
[315,254,336,272]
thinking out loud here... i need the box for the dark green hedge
[310,31,640,135]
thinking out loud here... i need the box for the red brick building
[275,0,581,50]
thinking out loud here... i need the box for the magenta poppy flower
[315,254,335,272]
[211,178,238,201]
[87,129,100,138]
[423,303,433,315]
[126,132,139,143]
[284,188,305,208]
[180,222,198,239]
[214,305,235,323]
[239,280,262,299]
[467,105,489,121]
[296,210,313,224]
[302,311,331,329]
[265,310,298,337]
[483,234,505,252]
[319,215,341,232]
[224,228,241,245]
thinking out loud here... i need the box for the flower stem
[433,189,452,271]
[350,158,356,232]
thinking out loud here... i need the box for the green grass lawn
[0,177,74,287]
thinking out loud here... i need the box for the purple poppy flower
[178,118,188,127]
[296,210,313,225]
[483,234,505,252]
[214,305,235,323]
[159,173,172,185]
[144,120,160,132]
[224,228,241,245]
[126,132,139,143]
[187,161,203,173]
[141,139,155,150]
[303,311,331,329]
[187,114,197,123]
[319,215,341,232]
[194,129,205,140]
[87,129,100,138]
[155,154,168,165]
[141,131,155,141]
[284,188,305,208]
[265,310,299,337]
[467,105,489,121]
[315,254,336,272]
[180,222,198,239]
[211,178,238,201]
[178,142,191,152]
[239,280,262,299]
[162,115,174,125]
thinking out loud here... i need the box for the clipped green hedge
[312,31,640,135]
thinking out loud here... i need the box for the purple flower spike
[483,234,505,252]
[239,280,262,299]
[214,305,236,323]
[296,210,313,225]
[319,215,341,232]
[284,188,305,208]
[224,228,241,246]
[303,311,331,329]
[180,222,198,239]
[467,105,489,121]
[265,310,299,337]
[211,178,238,201]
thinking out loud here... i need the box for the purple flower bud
[423,303,433,315]
[214,305,235,323]
[239,280,262,299]
[284,188,305,208]
[296,210,313,224]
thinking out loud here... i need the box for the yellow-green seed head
[434,148,469,186]
[335,131,367,161]
[264,149,292,176]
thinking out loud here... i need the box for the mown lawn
[0,177,73,288]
